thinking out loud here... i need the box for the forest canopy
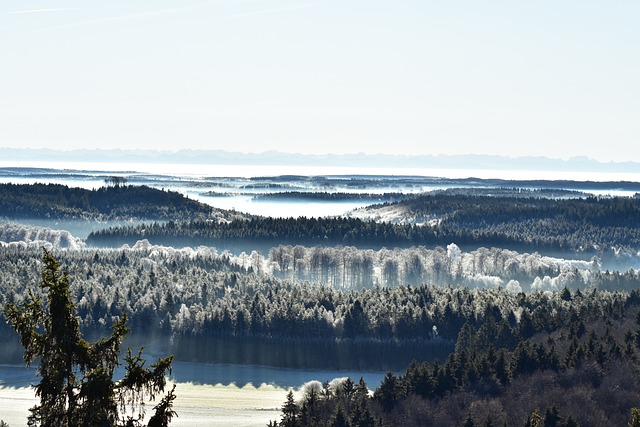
[0,183,221,221]
[87,193,640,269]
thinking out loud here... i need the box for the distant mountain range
[1,147,639,173]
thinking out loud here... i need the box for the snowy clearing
[0,382,286,427]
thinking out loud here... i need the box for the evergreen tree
[462,415,476,427]
[330,404,350,427]
[495,349,511,385]
[543,406,560,427]
[3,250,175,427]
[636,311,640,349]
[560,287,572,301]
[350,403,375,427]
[339,377,356,403]
[343,300,370,338]
[353,377,370,407]
[280,390,299,427]
[373,372,400,413]
[564,415,579,427]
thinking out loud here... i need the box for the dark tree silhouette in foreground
[4,250,176,427]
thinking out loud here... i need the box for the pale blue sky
[1,1,638,162]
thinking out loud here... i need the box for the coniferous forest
[86,192,640,261]
[1,179,640,426]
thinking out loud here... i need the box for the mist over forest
[2,167,640,426]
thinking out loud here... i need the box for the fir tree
[280,390,299,427]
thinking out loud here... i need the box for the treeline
[87,194,640,260]
[0,223,83,249]
[271,294,640,426]
[86,216,433,250]
[268,243,640,292]
[1,245,639,370]
[8,221,640,292]
[0,183,219,221]
[364,191,640,230]
[265,244,604,291]
[252,192,408,203]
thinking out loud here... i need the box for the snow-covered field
[0,363,288,426]
[0,382,286,426]
[0,362,387,426]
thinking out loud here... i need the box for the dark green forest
[0,183,220,221]
[251,191,408,203]
[87,193,640,266]
[270,297,640,426]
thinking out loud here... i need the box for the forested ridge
[0,183,220,221]
[87,194,640,261]
[251,191,409,202]
[5,183,640,262]
[271,296,640,426]
[1,245,639,369]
